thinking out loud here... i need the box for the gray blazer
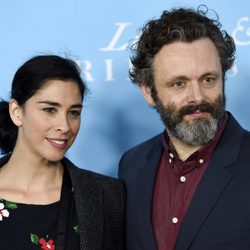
[63,157,125,250]
[0,155,125,250]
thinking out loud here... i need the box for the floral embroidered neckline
[0,197,79,249]
[0,198,18,221]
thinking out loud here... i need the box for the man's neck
[168,135,203,161]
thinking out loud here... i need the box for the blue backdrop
[1,0,249,176]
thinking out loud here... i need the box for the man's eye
[173,81,184,88]
[203,77,216,85]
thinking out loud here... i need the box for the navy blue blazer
[119,113,250,250]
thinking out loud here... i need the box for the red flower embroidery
[39,238,55,250]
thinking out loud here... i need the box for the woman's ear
[139,84,156,106]
[9,99,23,127]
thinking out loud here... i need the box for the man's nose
[187,82,204,105]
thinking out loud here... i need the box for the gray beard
[167,116,219,146]
[153,95,225,146]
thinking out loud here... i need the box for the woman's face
[14,79,83,162]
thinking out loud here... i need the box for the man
[119,5,250,250]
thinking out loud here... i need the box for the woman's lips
[46,138,68,149]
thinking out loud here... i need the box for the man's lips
[46,138,68,149]
[185,110,209,119]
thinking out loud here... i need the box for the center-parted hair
[0,55,87,154]
[129,5,236,88]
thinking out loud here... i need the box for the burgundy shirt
[152,114,228,250]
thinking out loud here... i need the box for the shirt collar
[162,112,229,165]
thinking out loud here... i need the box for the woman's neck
[0,149,64,205]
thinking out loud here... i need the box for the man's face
[140,38,225,146]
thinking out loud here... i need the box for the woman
[0,55,124,250]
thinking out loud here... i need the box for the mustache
[179,102,214,117]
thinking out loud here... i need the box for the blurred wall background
[1,0,249,176]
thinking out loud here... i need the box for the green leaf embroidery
[30,233,39,245]
[5,201,18,209]
[73,225,79,234]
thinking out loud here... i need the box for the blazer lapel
[65,160,103,250]
[136,136,163,250]
[175,114,244,250]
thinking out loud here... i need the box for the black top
[0,155,125,250]
[0,194,79,249]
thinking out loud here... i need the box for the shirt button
[169,158,172,163]
[169,153,174,158]
[172,217,178,224]
[180,176,186,183]
[199,158,204,164]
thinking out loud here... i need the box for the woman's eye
[69,110,81,117]
[43,107,56,113]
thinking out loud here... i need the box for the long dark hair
[0,55,87,154]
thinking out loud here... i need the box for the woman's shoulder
[62,158,125,219]
[62,157,124,192]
